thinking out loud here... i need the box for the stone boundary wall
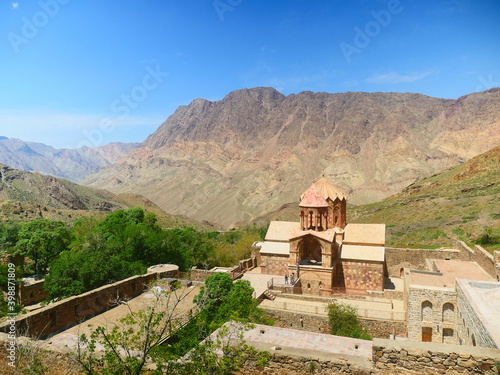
[263,309,407,339]
[385,247,461,277]
[1,331,500,375]
[456,241,497,278]
[18,280,49,306]
[386,243,497,279]
[263,309,330,333]
[0,272,164,339]
[456,279,497,348]
[373,338,500,374]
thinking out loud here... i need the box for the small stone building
[403,259,497,346]
[255,177,387,296]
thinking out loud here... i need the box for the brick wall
[260,253,289,275]
[342,260,384,292]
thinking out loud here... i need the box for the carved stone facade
[254,177,386,296]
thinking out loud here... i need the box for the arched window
[442,303,454,322]
[421,301,433,321]
[442,328,454,343]
[471,334,476,346]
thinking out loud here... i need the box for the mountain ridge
[79,87,499,227]
[0,137,139,182]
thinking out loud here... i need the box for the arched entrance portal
[299,236,322,265]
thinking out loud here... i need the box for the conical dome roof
[299,184,328,208]
[314,177,346,201]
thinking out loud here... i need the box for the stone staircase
[263,289,276,300]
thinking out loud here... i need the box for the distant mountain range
[81,87,500,228]
[0,137,139,181]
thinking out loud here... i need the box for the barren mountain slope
[83,87,500,228]
[0,164,209,229]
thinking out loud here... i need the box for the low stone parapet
[373,338,500,374]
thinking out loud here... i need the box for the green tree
[15,219,72,275]
[326,302,371,340]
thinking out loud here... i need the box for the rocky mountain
[82,87,500,228]
[0,163,128,213]
[0,163,212,229]
[251,146,500,250]
[0,137,139,181]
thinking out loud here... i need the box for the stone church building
[254,177,387,296]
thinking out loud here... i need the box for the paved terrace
[238,323,372,368]
[43,285,200,352]
[260,295,405,321]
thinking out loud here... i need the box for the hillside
[0,137,138,181]
[0,164,210,229]
[82,87,500,228]
[252,146,500,250]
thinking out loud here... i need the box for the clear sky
[0,0,499,149]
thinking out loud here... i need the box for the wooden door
[422,327,432,342]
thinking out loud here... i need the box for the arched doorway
[299,236,322,265]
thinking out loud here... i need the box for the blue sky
[0,0,499,149]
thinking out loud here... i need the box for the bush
[326,302,371,340]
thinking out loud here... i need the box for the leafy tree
[0,222,20,252]
[326,302,371,340]
[72,285,269,375]
[15,219,72,275]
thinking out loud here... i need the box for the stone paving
[43,285,200,352]
[241,323,372,368]
[260,295,405,321]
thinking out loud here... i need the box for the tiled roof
[341,244,385,262]
[265,221,300,242]
[299,184,328,207]
[314,177,346,201]
[343,223,386,246]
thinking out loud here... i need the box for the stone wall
[263,309,330,333]
[263,309,407,339]
[456,241,497,278]
[0,272,160,339]
[362,319,407,339]
[239,354,366,375]
[18,280,49,306]
[373,338,500,374]
[385,247,461,277]
[456,279,497,348]
[496,251,500,281]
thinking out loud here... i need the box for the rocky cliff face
[0,138,139,182]
[82,87,500,228]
